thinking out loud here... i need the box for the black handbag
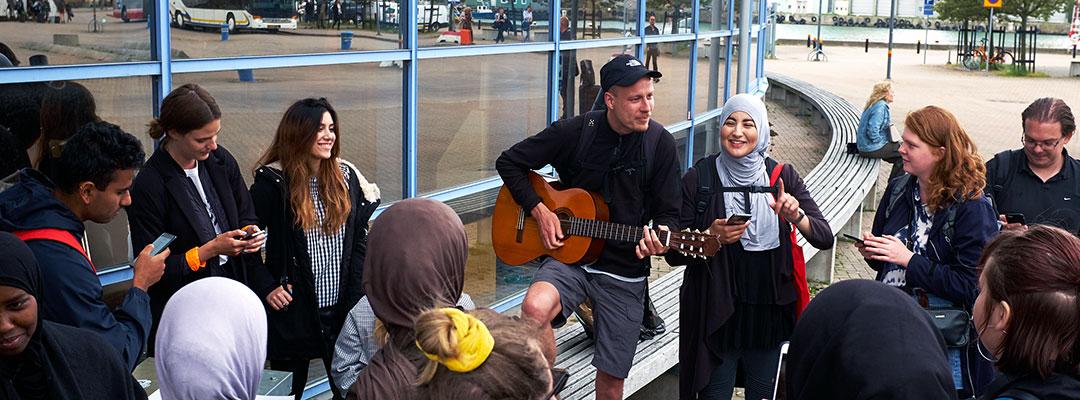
[915,288,971,348]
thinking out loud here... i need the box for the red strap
[13,229,96,273]
[769,163,785,187]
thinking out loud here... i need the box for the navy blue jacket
[0,169,151,371]
[868,174,998,307]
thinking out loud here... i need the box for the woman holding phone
[665,94,833,400]
[857,105,998,398]
[249,98,380,399]
[128,83,265,356]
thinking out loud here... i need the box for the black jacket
[127,146,262,355]
[980,373,1080,400]
[494,112,681,278]
[249,161,379,360]
[665,157,833,399]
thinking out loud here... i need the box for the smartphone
[726,213,752,225]
[842,233,865,245]
[771,341,790,400]
[149,233,176,256]
[241,226,266,240]
[1004,213,1026,225]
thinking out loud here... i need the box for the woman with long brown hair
[249,97,380,399]
[857,105,999,398]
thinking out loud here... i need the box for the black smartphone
[1004,213,1026,225]
[842,233,865,245]
[149,233,176,256]
[726,213,752,225]
[241,226,266,240]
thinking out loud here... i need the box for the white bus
[171,0,297,32]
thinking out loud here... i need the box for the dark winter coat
[249,160,379,360]
[127,146,262,355]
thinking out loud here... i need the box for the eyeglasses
[1021,136,1064,150]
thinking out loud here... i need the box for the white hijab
[155,277,268,400]
[716,94,781,251]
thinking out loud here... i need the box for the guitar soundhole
[554,208,575,220]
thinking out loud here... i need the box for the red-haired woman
[857,105,999,397]
[974,225,1080,399]
[249,98,380,399]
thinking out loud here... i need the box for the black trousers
[270,306,343,400]
[860,141,905,180]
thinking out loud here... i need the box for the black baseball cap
[600,54,662,92]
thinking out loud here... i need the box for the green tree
[934,0,986,23]
[1000,0,1070,32]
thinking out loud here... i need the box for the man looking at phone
[986,98,1079,234]
[0,122,167,371]
[495,54,680,400]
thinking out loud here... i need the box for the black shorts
[534,258,646,379]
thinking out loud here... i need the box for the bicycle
[961,38,1014,70]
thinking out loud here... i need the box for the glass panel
[671,125,689,172]
[170,0,400,58]
[650,39,690,126]
[423,1,550,46]
[559,0,636,41]
[692,115,719,163]
[0,77,153,267]
[0,2,152,65]
[694,35,727,116]
[416,52,547,193]
[174,63,404,202]
[460,206,539,307]
[557,44,635,121]
[645,0,691,35]
[699,0,725,31]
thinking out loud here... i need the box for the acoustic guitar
[492,171,721,266]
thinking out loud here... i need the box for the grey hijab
[716,94,781,251]
[155,277,268,400]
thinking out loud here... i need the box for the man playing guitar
[494,55,680,400]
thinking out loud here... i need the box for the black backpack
[986,149,1021,212]
[561,110,663,210]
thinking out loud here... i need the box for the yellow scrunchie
[417,308,494,373]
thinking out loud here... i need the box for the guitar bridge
[515,206,525,243]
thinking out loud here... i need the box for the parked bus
[114,0,146,21]
[170,0,297,32]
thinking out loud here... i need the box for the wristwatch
[792,209,806,224]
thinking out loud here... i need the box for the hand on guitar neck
[634,224,670,259]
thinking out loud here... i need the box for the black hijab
[0,232,147,400]
[786,279,958,400]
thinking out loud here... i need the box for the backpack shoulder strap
[997,388,1041,400]
[884,174,912,220]
[563,111,606,186]
[693,154,720,229]
[640,119,664,190]
[767,158,783,188]
[13,228,96,272]
[989,149,1018,206]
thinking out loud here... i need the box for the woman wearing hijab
[665,94,833,400]
[0,232,147,400]
[786,279,958,400]
[250,98,380,399]
[974,226,1080,400]
[154,277,268,400]
[349,198,467,400]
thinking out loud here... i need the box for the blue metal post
[547,0,562,123]
[757,0,766,79]
[637,0,646,60]
[403,0,418,198]
[725,0,734,99]
[684,0,701,169]
[152,0,172,116]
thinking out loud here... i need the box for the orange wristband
[185,247,206,271]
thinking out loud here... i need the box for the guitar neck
[560,218,669,245]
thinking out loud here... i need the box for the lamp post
[807,0,825,60]
[886,0,895,78]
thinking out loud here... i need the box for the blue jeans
[921,292,966,391]
[700,347,781,400]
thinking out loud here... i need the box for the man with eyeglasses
[986,97,1079,234]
